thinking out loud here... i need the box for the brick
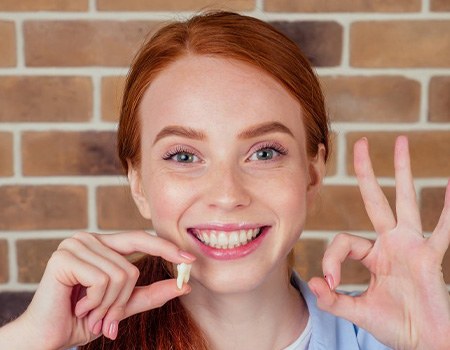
[0,186,87,230]
[101,76,126,122]
[0,0,87,11]
[270,21,342,67]
[346,132,450,177]
[0,292,33,326]
[17,239,61,283]
[22,131,122,176]
[97,186,152,230]
[321,76,420,122]
[0,240,8,283]
[421,187,446,232]
[431,0,450,11]
[24,21,160,67]
[0,132,13,177]
[97,0,254,11]
[351,21,450,67]
[292,239,326,280]
[429,76,450,122]
[265,0,420,12]
[0,76,92,122]
[305,186,396,231]
[0,21,16,67]
[326,132,337,177]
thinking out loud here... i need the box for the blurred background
[0,0,449,324]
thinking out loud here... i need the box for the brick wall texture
[0,0,449,316]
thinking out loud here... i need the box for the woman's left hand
[309,136,450,350]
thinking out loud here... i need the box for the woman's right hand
[10,230,195,349]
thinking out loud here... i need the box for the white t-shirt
[283,315,312,350]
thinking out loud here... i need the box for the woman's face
[129,55,324,293]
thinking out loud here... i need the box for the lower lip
[189,227,270,260]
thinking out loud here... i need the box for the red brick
[431,0,450,11]
[16,239,61,283]
[0,186,87,230]
[306,186,396,231]
[0,132,13,177]
[351,21,450,67]
[421,187,446,232]
[265,0,420,12]
[321,76,420,122]
[270,21,342,67]
[292,239,327,280]
[22,131,122,176]
[101,76,126,122]
[97,186,152,230]
[97,0,254,11]
[346,132,450,177]
[0,21,16,67]
[0,240,8,283]
[0,0,88,11]
[0,76,92,122]
[24,21,160,67]
[429,76,450,122]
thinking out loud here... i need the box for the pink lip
[187,226,270,261]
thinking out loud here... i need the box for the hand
[7,231,195,349]
[308,136,450,350]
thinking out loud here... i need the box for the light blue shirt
[291,273,392,350]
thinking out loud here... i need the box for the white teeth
[176,262,192,290]
[194,227,263,249]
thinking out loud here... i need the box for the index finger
[95,230,196,264]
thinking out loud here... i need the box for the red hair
[83,10,330,350]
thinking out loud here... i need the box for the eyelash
[250,142,288,159]
[162,146,200,161]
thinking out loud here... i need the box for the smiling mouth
[189,227,266,249]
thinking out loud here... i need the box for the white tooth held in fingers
[176,263,192,290]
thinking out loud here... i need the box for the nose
[204,163,251,211]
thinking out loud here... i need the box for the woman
[0,11,449,350]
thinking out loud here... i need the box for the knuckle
[128,265,140,281]
[111,269,128,285]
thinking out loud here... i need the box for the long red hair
[82,10,329,350]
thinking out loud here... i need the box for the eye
[162,147,201,163]
[248,143,288,161]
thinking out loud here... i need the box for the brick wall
[0,0,449,324]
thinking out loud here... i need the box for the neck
[181,268,309,350]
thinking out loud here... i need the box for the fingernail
[93,319,103,336]
[109,320,118,340]
[324,274,334,290]
[178,250,196,261]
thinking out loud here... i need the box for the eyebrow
[153,121,294,145]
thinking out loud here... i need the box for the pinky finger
[429,180,450,256]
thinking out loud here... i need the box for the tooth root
[176,263,192,290]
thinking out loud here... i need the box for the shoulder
[291,272,392,350]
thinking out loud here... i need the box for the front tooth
[246,229,252,241]
[239,230,248,245]
[228,232,239,248]
[176,263,192,290]
[210,231,218,247]
[218,232,228,248]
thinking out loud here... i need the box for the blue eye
[248,144,287,161]
[162,147,200,163]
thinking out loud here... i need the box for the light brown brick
[0,132,13,177]
[351,21,450,67]
[292,239,326,280]
[429,76,450,122]
[421,187,446,232]
[22,131,122,176]
[16,239,61,283]
[24,21,160,67]
[0,240,8,283]
[346,132,450,177]
[270,21,342,67]
[431,0,450,11]
[97,186,152,230]
[326,132,337,177]
[321,76,420,122]
[0,21,16,67]
[306,186,396,231]
[340,259,371,284]
[102,76,126,122]
[97,0,254,11]
[265,0,420,12]
[0,186,87,230]
[0,0,88,11]
[0,76,92,122]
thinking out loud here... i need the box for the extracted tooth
[176,262,192,290]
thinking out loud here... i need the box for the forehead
[138,55,305,141]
